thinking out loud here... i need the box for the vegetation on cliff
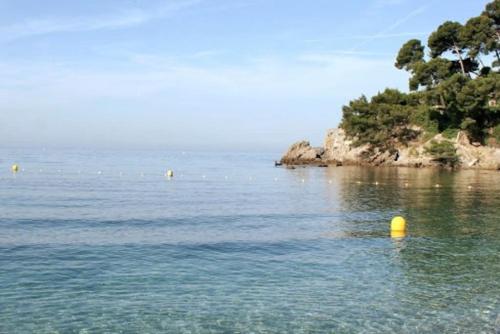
[340,0,500,154]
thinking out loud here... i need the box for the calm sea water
[0,148,499,333]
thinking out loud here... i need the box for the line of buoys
[2,166,448,194]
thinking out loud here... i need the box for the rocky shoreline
[280,128,500,170]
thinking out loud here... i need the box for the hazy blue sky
[0,0,490,150]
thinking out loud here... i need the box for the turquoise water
[1,148,499,333]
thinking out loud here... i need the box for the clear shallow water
[0,148,499,333]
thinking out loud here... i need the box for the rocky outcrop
[280,128,500,170]
[455,131,500,169]
[280,141,325,165]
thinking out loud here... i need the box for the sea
[0,148,499,333]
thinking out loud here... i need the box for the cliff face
[281,128,500,170]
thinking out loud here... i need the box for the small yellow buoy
[391,216,406,232]
[11,164,19,173]
[166,170,174,178]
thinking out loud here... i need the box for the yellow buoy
[391,216,406,232]
[166,170,174,178]
[11,164,19,173]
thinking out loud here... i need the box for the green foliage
[395,39,425,71]
[341,89,420,152]
[461,16,497,58]
[409,58,454,91]
[456,72,499,140]
[442,128,459,139]
[408,104,439,134]
[491,124,500,143]
[483,0,500,25]
[425,140,460,166]
[428,21,465,58]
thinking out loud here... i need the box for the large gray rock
[280,141,325,165]
[455,131,500,169]
[323,128,367,164]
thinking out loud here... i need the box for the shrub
[425,140,460,167]
[442,128,460,139]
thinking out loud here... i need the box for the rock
[280,128,500,170]
[322,128,368,164]
[280,140,325,165]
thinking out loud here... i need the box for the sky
[0,0,491,151]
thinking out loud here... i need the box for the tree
[341,89,418,152]
[431,73,470,130]
[483,0,500,26]
[395,39,425,71]
[456,73,500,141]
[428,21,468,75]
[408,58,453,91]
[460,16,499,64]
[482,0,500,65]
